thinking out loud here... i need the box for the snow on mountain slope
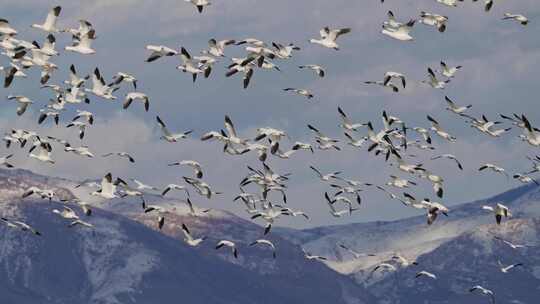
[276,184,540,283]
[368,218,540,304]
[0,168,371,304]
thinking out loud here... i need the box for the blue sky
[1,0,540,228]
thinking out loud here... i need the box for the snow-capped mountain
[0,169,370,304]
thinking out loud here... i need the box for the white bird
[31,6,61,33]
[250,239,277,258]
[64,64,89,87]
[309,27,351,50]
[123,92,149,112]
[422,68,450,89]
[207,38,235,57]
[299,64,325,78]
[177,47,204,82]
[310,166,341,181]
[431,154,463,170]
[436,0,459,7]
[302,249,327,261]
[29,142,54,164]
[185,0,211,13]
[161,184,190,197]
[383,11,403,29]
[338,106,365,131]
[469,285,495,304]
[498,261,523,273]
[494,236,527,249]
[145,45,178,62]
[7,95,33,116]
[503,13,528,26]
[0,19,17,35]
[169,160,203,179]
[439,61,462,78]
[181,223,206,247]
[215,240,238,258]
[131,179,160,191]
[344,132,368,148]
[69,220,94,228]
[90,173,120,199]
[102,152,135,163]
[65,29,96,55]
[38,109,60,125]
[513,174,539,185]
[22,186,55,201]
[52,206,79,220]
[484,0,494,12]
[382,19,415,41]
[64,144,94,158]
[338,244,376,259]
[445,96,471,114]
[416,271,437,279]
[519,115,540,147]
[62,19,94,40]
[0,154,14,168]
[156,116,193,143]
[184,177,220,199]
[482,203,511,224]
[384,72,406,88]
[419,12,448,33]
[478,163,509,178]
[386,175,417,188]
[2,218,41,236]
[66,121,87,140]
[72,110,94,125]
[85,68,118,100]
[272,42,300,59]
[111,72,138,90]
[427,115,456,142]
[283,88,314,99]
[371,263,397,274]
[364,80,399,93]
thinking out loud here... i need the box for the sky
[1,0,540,228]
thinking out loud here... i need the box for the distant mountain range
[0,168,538,303]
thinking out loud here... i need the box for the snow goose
[419,12,448,32]
[427,115,456,142]
[0,19,17,35]
[64,64,89,87]
[383,11,403,29]
[338,106,366,131]
[0,154,14,168]
[65,29,96,55]
[52,206,79,220]
[102,152,135,163]
[308,124,339,144]
[299,64,325,78]
[364,80,399,92]
[22,186,54,201]
[85,68,118,100]
[2,64,25,88]
[91,173,121,199]
[302,249,327,261]
[161,184,190,197]
[69,220,94,228]
[131,179,159,191]
[469,285,495,304]
[519,115,540,147]
[503,13,528,26]
[310,166,341,181]
[181,223,206,247]
[156,116,193,142]
[177,47,204,82]
[292,142,314,153]
[392,254,418,266]
[422,68,450,89]
[344,132,368,148]
[216,240,238,258]
[185,0,211,13]
[207,38,235,57]
[29,142,55,164]
[371,263,397,274]
[382,19,415,41]
[250,239,277,258]
[66,121,87,139]
[225,61,254,89]
[482,203,511,224]
[493,236,527,249]
[184,177,220,199]
[270,142,297,159]
[431,154,463,170]
[386,175,417,188]
[72,110,94,125]
[64,144,94,158]
[384,71,406,88]
[111,72,138,90]
[423,199,449,225]
[484,0,494,12]
[123,92,149,111]
[436,0,459,7]
[416,271,437,279]
[445,96,470,114]
[169,160,203,178]
[478,163,509,178]
[513,173,539,185]
[235,38,265,47]
[38,109,60,125]
[283,88,314,99]
[2,218,41,235]
[145,45,178,62]
[420,171,444,198]
[439,61,462,78]
[7,95,33,116]
[498,260,523,273]
[31,6,61,33]
[62,19,94,39]
[223,115,249,146]
[36,34,58,56]
[309,27,351,50]
[272,42,300,59]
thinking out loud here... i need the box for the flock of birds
[0,2,536,303]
